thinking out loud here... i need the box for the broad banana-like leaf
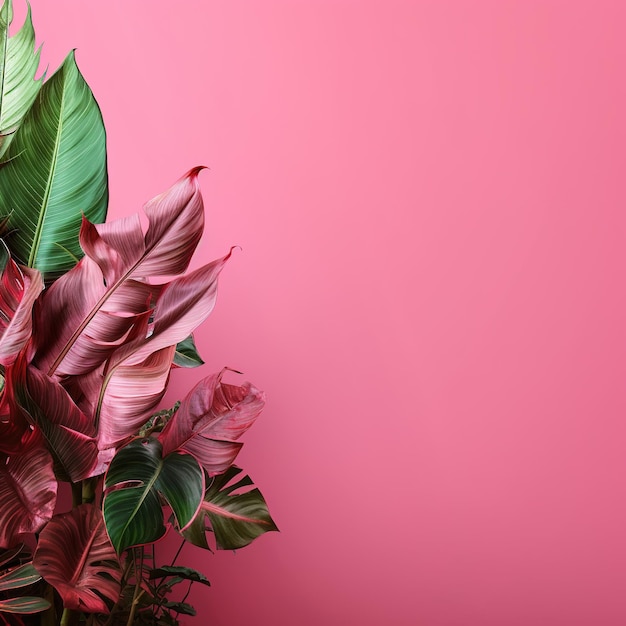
[0,51,107,280]
[0,563,40,592]
[0,596,50,614]
[0,0,43,153]
[33,504,122,614]
[32,168,213,378]
[182,466,277,551]
[103,437,204,554]
[0,429,56,548]
[160,370,265,476]
[11,357,103,481]
[0,241,43,365]
[173,335,204,368]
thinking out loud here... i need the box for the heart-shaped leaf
[103,437,204,553]
[0,51,107,280]
[33,504,122,614]
[182,466,277,551]
[0,429,56,549]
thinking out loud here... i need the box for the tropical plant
[0,2,277,624]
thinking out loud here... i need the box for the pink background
[22,1,626,624]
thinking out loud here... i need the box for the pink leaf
[124,251,232,366]
[96,346,175,450]
[160,370,265,476]
[139,166,205,277]
[0,243,43,366]
[34,504,122,614]
[0,430,57,549]
[32,169,208,378]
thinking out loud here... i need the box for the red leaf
[0,430,57,549]
[12,360,102,482]
[0,243,43,366]
[160,370,265,476]
[33,504,122,614]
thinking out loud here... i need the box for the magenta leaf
[0,242,43,366]
[33,504,122,614]
[0,430,57,549]
[160,370,265,476]
[12,360,102,481]
[33,168,208,378]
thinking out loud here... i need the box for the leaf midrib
[28,73,66,269]
[0,10,7,127]
[116,460,163,551]
[47,185,194,376]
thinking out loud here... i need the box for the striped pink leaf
[160,370,265,476]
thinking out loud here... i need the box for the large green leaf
[0,50,107,280]
[103,438,204,554]
[0,0,43,152]
[182,466,278,550]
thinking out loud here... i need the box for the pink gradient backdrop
[22,1,626,624]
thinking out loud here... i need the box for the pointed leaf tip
[187,166,208,179]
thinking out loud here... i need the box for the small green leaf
[0,50,107,280]
[0,596,51,614]
[104,438,204,553]
[173,335,205,368]
[0,563,41,592]
[149,565,210,587]
[163,601,196,616]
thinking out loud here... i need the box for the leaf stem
[125,547,143,626]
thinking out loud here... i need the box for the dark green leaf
[163,601,196,617]
[0,50,107,280]
[173,335,204,368]
[103,438,204,553]
[148,566,210,587]
[182,466,278,550]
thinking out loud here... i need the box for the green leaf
[148,565,210,587]
[0,50,107,280]
[0,563,41,592]
[173,334,205,368]
[0,596,50,614]
[103,437,204,554]
[0,0,43,152]
[182,466,278,551]
[163,601,196,617]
